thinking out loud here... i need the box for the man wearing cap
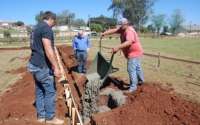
[72,30,91,73]
[27,11,64,124]
[101,18,144,92]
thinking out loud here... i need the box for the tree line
[109,0,185,35]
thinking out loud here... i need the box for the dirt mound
[0,68,67,125]
[91,84,200,125]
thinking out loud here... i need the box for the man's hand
[87,48,90,53]
[112,46,120,53]
[53,67,61,78]
[100,33,105,38]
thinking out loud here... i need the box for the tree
[162,25,169,33]
[57,10,75,26]
[108,0,155,31]
[3,30,11,38]
[151,14,165,36]
[3,30,12,44]
[147,24,156,33]
[169,9,185,34]
[35,11,44,23]
[71,19,86,27]
[90,15,117,30]
[90,23,103,32]
[14,21,24,26]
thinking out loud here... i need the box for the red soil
[0,66,67,125]
[92,84,200,125]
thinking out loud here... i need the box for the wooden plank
[67,85,84,125]
[65,88,70,100]
[72,108,76,125]
[55,47,84,125]
[67,98,72,117]
[54,47,68,83]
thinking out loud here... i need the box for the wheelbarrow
[86,51,118,85]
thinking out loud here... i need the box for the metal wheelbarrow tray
[86,52,118,84]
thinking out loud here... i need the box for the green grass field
[92,37,200,61]
[141,37,200,61]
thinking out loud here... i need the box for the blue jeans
[76,50,87,73]
[127,57,144,91]
[27,63,56,120]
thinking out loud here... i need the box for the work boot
[37,118,45,123]
[46,117,64,125]
[138,81,144,86]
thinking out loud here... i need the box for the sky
[0,0,199,25]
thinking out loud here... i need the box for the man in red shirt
[101,18,144,92]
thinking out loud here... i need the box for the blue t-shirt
[29,21,54,68]
[72,36,91,51]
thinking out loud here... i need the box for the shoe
[37,118,45,123]
[46,117,64,125]
[138,81,144,86]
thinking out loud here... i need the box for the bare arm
[113,40,132,53]
[42,38,60,77]
[102,27,120,36]
[119,41,132,49]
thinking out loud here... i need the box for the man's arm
[101,27,120,36]
[72,37,77,50]
[42,38,61,77]
[113,40,132,53]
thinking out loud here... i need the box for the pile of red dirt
[91,83,200,125]
[0,67,67,125]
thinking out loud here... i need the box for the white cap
[118,18,129,25]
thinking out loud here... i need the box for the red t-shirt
[117,26,143,59]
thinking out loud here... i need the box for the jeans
[27,63,56,120]
[127,57,144,91]
[76,50,87,73]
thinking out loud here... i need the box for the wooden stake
[157,52,160,68]
[67,98,72,117]
[72,108,76,125]
[65,89,70,100]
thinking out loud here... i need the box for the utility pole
[88,15,91,30]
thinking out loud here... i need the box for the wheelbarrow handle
[99,37,103,53]
[109,52,115,65]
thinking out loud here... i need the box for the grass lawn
[0,50,30,94]
[141,37,200,61]
[91,37,200,61]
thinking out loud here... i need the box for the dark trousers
[76,50,87,73]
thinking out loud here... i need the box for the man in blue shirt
[72,30,91,73]
[27,11,64,124]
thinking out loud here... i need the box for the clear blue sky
[0,0,199,25]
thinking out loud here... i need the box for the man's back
[30,21,54,68]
